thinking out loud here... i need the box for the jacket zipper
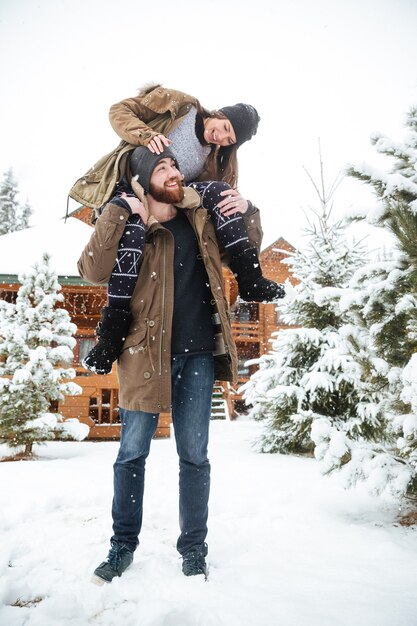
[195,210,230,357]
[159,236,167,376]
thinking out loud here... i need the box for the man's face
[149,158,184,203]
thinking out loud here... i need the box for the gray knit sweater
[167,107,211,183]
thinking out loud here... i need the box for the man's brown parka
[77,183,263,414]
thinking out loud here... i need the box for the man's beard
[149,177,185,204]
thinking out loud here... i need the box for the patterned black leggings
[107,181,250,309]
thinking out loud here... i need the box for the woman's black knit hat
[219,103,260,147]
[130,146,179,193]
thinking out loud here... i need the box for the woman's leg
[188,181,285,302]
[82,213,146,374]
[188,181,250,255]
[107,214,146,310]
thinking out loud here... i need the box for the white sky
[1,0,417,251]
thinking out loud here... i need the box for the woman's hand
[121,193,149,224]
[147,134,173,154]
[217,189,249,216]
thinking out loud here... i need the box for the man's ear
[131,177,147,204]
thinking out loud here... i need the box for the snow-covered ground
[0,419,416,626]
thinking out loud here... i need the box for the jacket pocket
[122,325,148,354]
[118,319,157,382]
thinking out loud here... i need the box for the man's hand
[217,189,249,216]
[147,134,173,154]
[121,192,149,224]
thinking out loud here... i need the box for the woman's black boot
[229,248,286,303]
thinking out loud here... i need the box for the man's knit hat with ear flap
[219,103,260,147]
[130,146,179,194]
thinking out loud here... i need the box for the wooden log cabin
[226,237,296,413]
[0,212,294,439]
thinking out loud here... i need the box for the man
[77,146,266,583]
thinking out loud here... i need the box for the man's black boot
[82,307,132,375]
[181,543,208,579]
[91,542,134,585]
[229,247,286,303]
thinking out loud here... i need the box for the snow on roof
[0,218,93,277]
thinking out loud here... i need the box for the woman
[77,84,285,374]
[109,84,255,188]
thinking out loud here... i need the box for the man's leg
[93,408,158,584]
[171,353,214,575]
[111,408,159,549]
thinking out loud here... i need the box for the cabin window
[237,358,250,377]
[78,338,97,365]
[89,389,119,424]
[231,302,259,322]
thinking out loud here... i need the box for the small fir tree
[17,200,32,232]
[242,159,367,454]
[312,106,417,497]
[0,168,32,235]
[311,259,402,496]
[0,253,87,457]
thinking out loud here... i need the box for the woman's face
[203,116,237,147]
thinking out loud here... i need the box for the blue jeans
[111,353,214,555]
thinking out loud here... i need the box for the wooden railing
[231,321,261,342]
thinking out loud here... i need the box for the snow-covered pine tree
[242,160,367,454]
[16,200,32,232]
[0,168,32,235]
[312,106,417,497]
[311,258,401,495]
[0,253,88,457]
